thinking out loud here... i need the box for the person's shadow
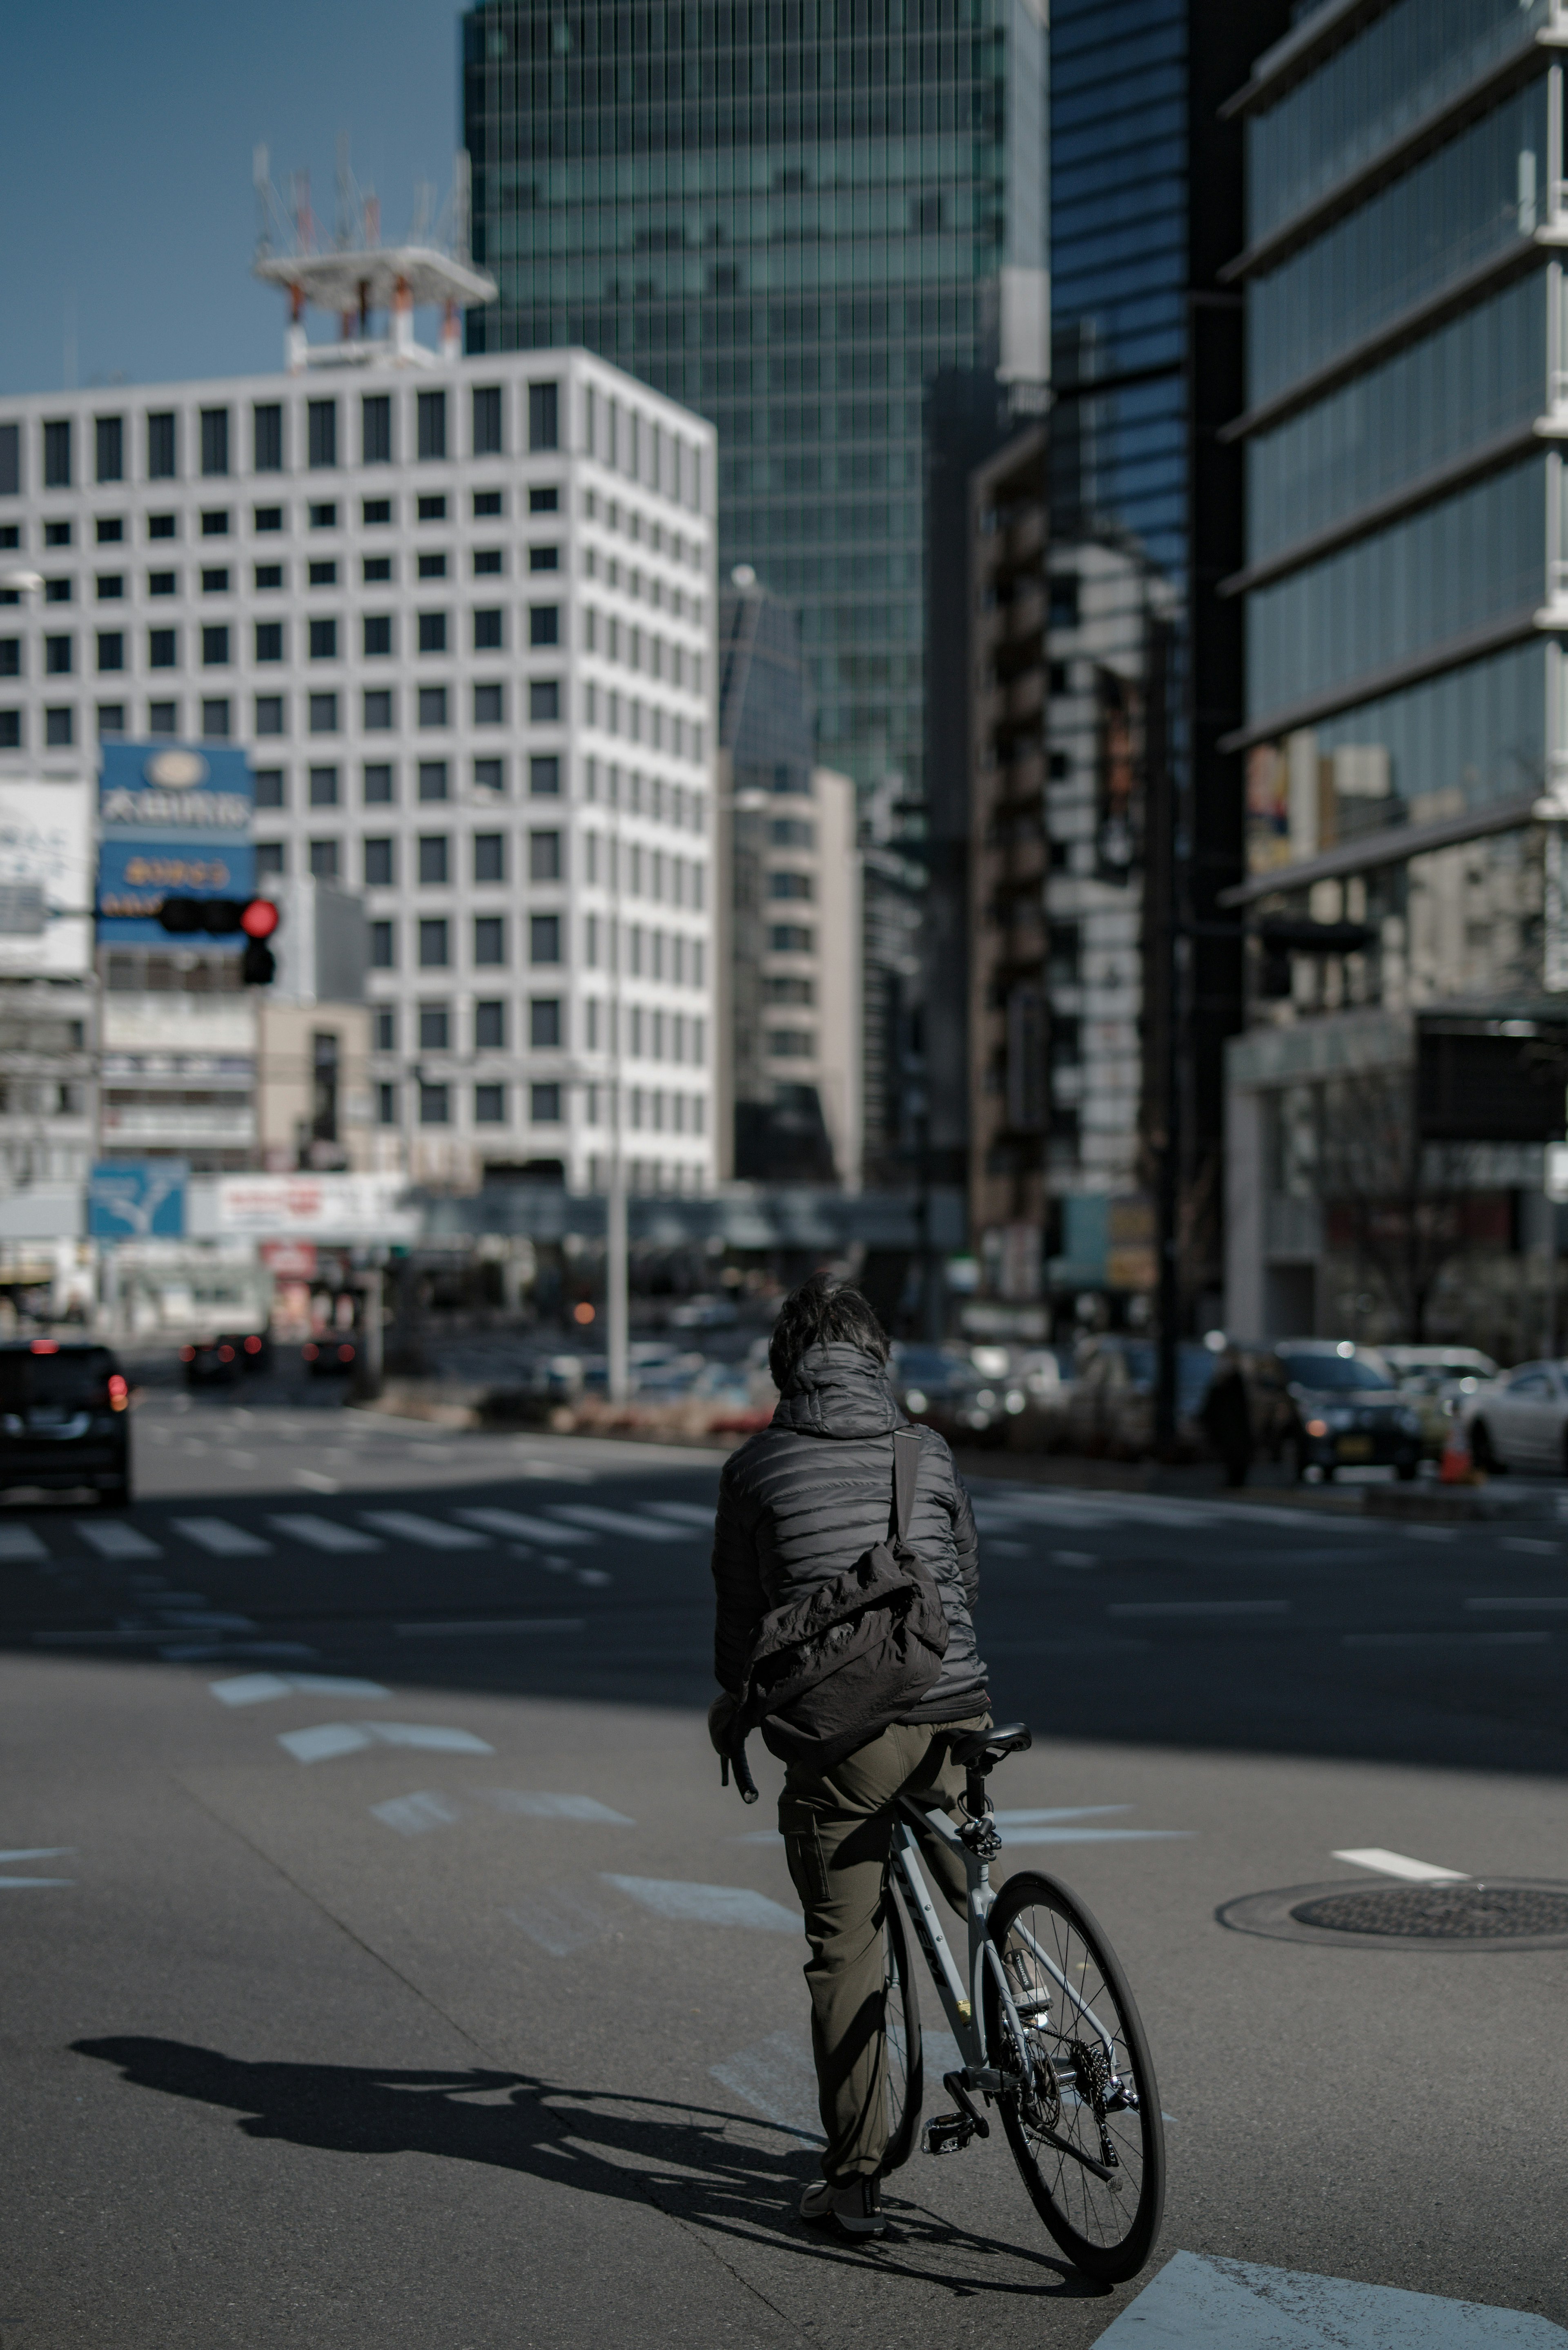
[73,2038,1104,2301]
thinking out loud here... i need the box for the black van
[0,1341,132,1505]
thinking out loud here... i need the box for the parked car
[1272,1339,1423,1482]
[1459,1360,1568,1474]
[1379,1345,1498,1458]
[890,1342,1018,1446]
[180,1335,242,1387]
[0,1339,132,1506]
[302,1335,358,1377]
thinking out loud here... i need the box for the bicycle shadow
[71,2037,1107,2303]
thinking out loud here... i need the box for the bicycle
[724,1719,1165,2284]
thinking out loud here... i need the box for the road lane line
[602,1875,799,1931]
[451,1507,594,1545]
[1332,1847,1468,1882]
[0,1525,47,1560]
[359,1511,486,1549]
[1108,1599,1292,1617]
[267,1515,383,1553]
[645,1501,720,1527]
[171,1518,272,1556]
[1343,1630,1550,1646]
[1499,1536,1560,1554]
[394,1617,584,1638]
[293,1469,340,1493]
[210,1672,389,1706]
[371,1792,463,1835]
[476,1791,634,1824]
[278,1721,494,1762]
[1467,1594,1568,1609]
[548,1504,687,1542]
[75,1521,162,1559]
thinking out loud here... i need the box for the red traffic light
[241,898,280,940]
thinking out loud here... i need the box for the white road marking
[371,1791,463,1835]
[602,1875,799,1932]
[267,1514,383,1553]
[1108,1599,1292,1617]
[393,1617,584,1638]
[1051,1550,1099,1567]
[1499,1536,1559,1554]
[171,1517,272,1556]
[645,1501,719,1528]
[710,2030,823,2141]
[1467,1595,1568,1610]
[995,1806,1135,1826]
[1094,2249,1568,2347]
[477,1791,635,1825]
[504,1887,612,1956]
[75,1521,161,1559]
[548,1504,687,1543]
[162,1640,316,1661]
[510,1454,597,1484]
[209,1672,388,1707]
[1400,1523,1459,1542]
[278,1721,494,1762]
[0,1875,75,1888]
[1003,1827,1195,1844]
[452,1507,594,1545]
[576,1567,612,1587]
[1332,1847,1468,1882]
[0,1847,73,1861]
[1343,1631,1550,1646]
[0,1525,47,1560]
[293,1469,340,1493]
[359,1511,485,1549]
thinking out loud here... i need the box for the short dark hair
[768,1271,889,1390]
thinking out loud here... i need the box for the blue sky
[0,0,465,397]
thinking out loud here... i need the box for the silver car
[1461,1360,1568,1476]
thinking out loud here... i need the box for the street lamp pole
[606,769,629,1403]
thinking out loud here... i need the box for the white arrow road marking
[0,1525,47,1560]
[452,1508,594,1545]
[1332,1847,1468,1882]
[279,1721,495,1761]
[371,1792,463,1836]
[76,1521,162,1559]
[548,1504,687,1543]
[359,1511,485,1549]
[1093,2250,1568,2346]
[602,1875,799,1932]
[267,1515,383,1553]
[477,1791,634,1825]
[171,1518,272,1556]
[209,1672,389,1707]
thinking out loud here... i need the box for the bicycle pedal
[923,2112,976,2157]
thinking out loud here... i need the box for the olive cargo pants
[779,1715,989,2187]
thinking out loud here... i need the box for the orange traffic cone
[1439,1419,1476,1484]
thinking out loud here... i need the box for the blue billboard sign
[88,1160,187,1240]
[97,741,255,945]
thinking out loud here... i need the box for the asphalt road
[3,1378,1568,2346]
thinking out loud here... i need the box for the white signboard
[0,778,93,974]
[1545,1142,1568,1204]
[210,1173,420,1243]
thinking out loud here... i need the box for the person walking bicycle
[709,1273,990,2239]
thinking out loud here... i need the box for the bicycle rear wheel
[882,1886,923,2172]
[982,1870,1164,2283]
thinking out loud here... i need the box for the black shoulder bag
[735,1426,951,1774]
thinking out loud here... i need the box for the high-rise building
[0,350,719,1195]
[1223,0,1568,1355]
[715,569,861,1187]
[461,0,1050,1173]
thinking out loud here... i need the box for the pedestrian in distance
[708,1271,990,2239]
[1200,1345,1254,1488]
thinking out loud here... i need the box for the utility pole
[606,769,629,1402]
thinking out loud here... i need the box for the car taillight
[218,1344,235,1362]
[29,1339,59,1355]
[303,1342,318,1360]
[108,1374,128,1411]
[244,1335,262,1354]
[180,1347,196,1362]
[338,1344,355,1361]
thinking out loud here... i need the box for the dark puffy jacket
[711,1340,988,1726]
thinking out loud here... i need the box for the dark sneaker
[798,2176,885,2238]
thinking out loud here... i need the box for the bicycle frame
[889,1797,1120,2095]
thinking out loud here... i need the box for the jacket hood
[771,1340,901,1440]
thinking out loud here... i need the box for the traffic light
[157,894,280,985]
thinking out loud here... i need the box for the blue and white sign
[97,742,255,945]
[88,1160,187,1241]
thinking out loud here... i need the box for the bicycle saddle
[949,1722,1032,1769]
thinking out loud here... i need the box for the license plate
[1336,1434,1374,1461]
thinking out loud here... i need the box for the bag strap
[892,1426,921,1546]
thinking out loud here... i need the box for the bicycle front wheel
[983,1870,1165,2283]
[882,1885,923,2172]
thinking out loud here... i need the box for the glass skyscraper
[1224,0,1568,1352]
[461,0,1049,1168]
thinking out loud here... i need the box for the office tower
[715,569,861,1186]
[461,0,1050,1175]
[1223,1,1568,1354]
[0,351,719,1193]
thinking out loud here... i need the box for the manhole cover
[1290,1884,1568,1941]
[1217,1878,1568,1952]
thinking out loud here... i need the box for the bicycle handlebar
[720,1734,760,1804]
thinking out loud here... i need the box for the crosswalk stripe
[267,1515,383,1553]
[452,1507,594,1545]
[75,1521,162,1559]
[548,1503,688,1543]
[0,1525,47,1560]
[359,1511,485,1550]
[1332,1846,1468,1883]
[171,1517,272,1557]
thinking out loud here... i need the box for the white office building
[0,349,719,1192]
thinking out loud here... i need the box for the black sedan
[1275,1340,1423,1483]
[0,1340,132,1505]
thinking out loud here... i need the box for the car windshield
[0,1347,118,1408]
[1278,1349,1395,1393]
